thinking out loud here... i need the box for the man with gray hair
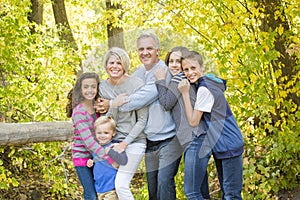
[118,32,182,200]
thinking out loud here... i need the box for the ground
[278,187,300,200]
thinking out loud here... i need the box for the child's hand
[87,159,94,168]
[154,67,167,80]
[178,79,190,93]
[112,93,129,107]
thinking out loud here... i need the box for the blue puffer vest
[196,74,244,159]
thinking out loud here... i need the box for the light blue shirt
[119,60,176,141]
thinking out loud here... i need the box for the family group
[66,32,244,200]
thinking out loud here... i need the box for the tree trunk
[257,0,299,126]
[51,0,75,46]
[51,0,83,76]
[28,0,43,34]
[106,1,125,49]
[0,121,73,146]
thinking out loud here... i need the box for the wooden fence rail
[0,121,73,146]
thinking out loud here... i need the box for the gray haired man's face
[137,37,159,69]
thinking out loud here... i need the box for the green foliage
[0,1,78,123]
[0,147,19,190]
[0,0,80,198]
[1,0,299,199]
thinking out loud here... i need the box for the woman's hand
[110,141,128,153]
[94,97,110,113]
[154,67,167,80]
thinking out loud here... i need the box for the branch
[156,0,211,43]
[47,143,72,184]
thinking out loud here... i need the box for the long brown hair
[66,72,100,118]
[164,46,189,67]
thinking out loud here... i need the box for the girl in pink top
[66,72,113,200]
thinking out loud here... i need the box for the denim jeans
[145,136,183,200]
[214,154,243,200]
[184,134,212,200]
[75,166,97,200]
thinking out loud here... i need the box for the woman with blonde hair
[98,47,148,200]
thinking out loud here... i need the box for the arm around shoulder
[119,78,158,112]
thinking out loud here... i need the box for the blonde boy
[87,116,128,200]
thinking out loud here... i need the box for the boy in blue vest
[178,50,244,199]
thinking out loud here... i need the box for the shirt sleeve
[119,80,158,112]
[155,79,180,111]
[106,106,118,122]
[194,87,214,112]
[107,148,128,165]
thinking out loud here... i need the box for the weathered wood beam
[0,121,73,146]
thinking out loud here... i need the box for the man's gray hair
[136,32,160,49]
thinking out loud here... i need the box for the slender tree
[51,0,76,46]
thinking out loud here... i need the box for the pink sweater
[71,103,113,166]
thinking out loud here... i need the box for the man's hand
[112,93,130,108]
[94,97,110,113]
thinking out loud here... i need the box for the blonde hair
[103,47,130,74]
[94,116,117,132]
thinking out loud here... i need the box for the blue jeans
[75,166,97,200]
[184,134,212,200]
[214,154,243,200]
[145,136,183,200]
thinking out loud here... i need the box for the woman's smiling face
[168,51,182,76]
[106,55,125,79]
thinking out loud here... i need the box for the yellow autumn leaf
[279,90,288,98]
[278,25,284,36]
